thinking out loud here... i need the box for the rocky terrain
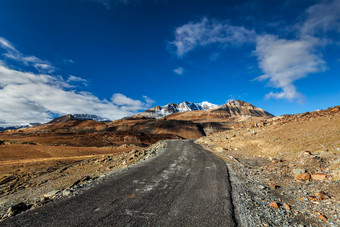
[197,105,340,226]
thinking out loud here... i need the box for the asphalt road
[1,140,237,226]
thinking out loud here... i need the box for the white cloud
[0,38,154,127]
[0,37,15,51]
[209,52,220,61]
[0,64,154,127]
[173,67,184,75]
[0,37,55,73]
[112,93,140,106]
[169,18,255,58]
[143,95,155,106]
[300,0,340,37]
[255,35,325,101]
[169,1,339,102]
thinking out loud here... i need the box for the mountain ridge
[135,100,274,120]
[135,101,218,118]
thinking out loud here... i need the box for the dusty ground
[197,106,340,226]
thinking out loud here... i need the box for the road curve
[1,140,237,226]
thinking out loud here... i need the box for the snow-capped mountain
[0,123,41,132]
[135,101,219,118]
[71,114,111,122]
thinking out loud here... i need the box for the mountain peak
[135,101,218,118]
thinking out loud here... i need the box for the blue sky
[0,0,339,126]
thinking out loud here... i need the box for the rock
[71,176,92,187]
[311,173,327,180]
[269,183,279,189]
[316,191,330,200]
[303,151,312,156]
[8,202,29,216]
[269,201,279,209]
[258,185,266,190]
[62,189,73,196]
[214,147,224,152]
[40,197,50,204]
[272,160,281,164]
[294,173,311,180]
[292,169,305,175]
[317,214,327,221]
[307,196,318,201]
[283,203,290,210]
[43,190,60,198]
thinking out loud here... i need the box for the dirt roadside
[197,106,340,226]
[0,142,165,220]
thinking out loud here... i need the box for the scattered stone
[294,173,310,180]
[316,191,330,201]
[8,202,29,216]
[311,173,327,180]
[317,214,327,221]
[40,197,50,204]
[272,160,281,164]
[269,201,279,209]
[43,190,60,198]
[258,185,266,190]
[62,189,73,196]
[214,147,224,152]
[303,151,312,156]
[269,183,279,189]
[292,169,305,175]
[283,203,290,210]
[307,196,318,201]
[71,176,92,187]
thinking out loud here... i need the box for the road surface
[2,140,237,226]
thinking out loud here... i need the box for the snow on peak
[199,101,219,110]
[137,101,219,118]
[71,114,111,122]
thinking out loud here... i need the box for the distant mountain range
[0,100,274,137]
[0,100,275,146]
[0,123,41,132]
[0,114,110,131]
[135,101,219,118]
[134,100,273,119]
